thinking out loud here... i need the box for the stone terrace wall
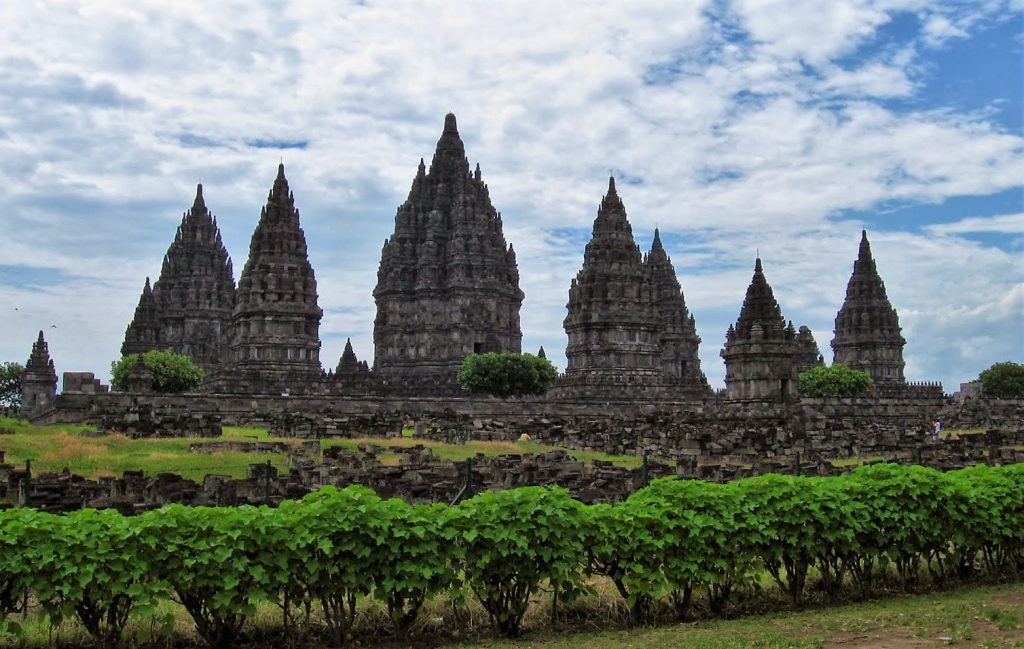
[36,390,1020,468]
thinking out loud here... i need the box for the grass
[0,418,289,481]
[3,579,1021,648]
[1,416,1010,485]
[456,583,1024,648]
[0,417,658,482]
[941,428,987,438]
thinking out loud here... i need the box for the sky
[1,0,1022,392]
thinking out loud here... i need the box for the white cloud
[926,213,1024,235]
[0,0,1021,392]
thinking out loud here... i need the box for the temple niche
[372,113,523,393]
[559,177,708,399]
[120,185,236,374]
[832,230,906,385]
[221,164,323,394]
[720,259,807,402]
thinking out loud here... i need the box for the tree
[979,361,1024,398]
[111,350,204,393]
[798,364,872,397]
[0,362,24,413]
[457,352,558,398]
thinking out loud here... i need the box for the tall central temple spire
[372,114,523,393]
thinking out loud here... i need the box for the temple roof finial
[858,229,872,260]
[191,183,206,212]
[444,112,458,134]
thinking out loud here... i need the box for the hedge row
[1,463,1021,647]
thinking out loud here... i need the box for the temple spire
[192,183,205,212]
[121,277,160,357]
[443,112,458,133]
[22,330,58,418]
[336,338,360,373]
[229,163,323,389]
[832,229,906,384]
[373,113,523,392]
[734,258,785,339]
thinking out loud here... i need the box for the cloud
[926,213,1024,235]
[0,0,1021,393]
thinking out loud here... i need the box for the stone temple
[121,184,236,374]
[219,164,324,395]
[721,258,821,402]
[831,230,906,385]
[558,177,708,399]
[22,331,58,415]
[78,114,923,408]
[373,113,523,393]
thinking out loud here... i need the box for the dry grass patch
[36,433,111,463]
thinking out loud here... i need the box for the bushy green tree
[111,350,204,393]
[0,362,23,413]
[798,363,872,397]
[457,352,557,398]
[979,361,1024,398]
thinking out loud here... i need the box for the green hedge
[1,464,1022,646]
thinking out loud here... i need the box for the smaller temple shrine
[832,230,907,385]
[559,177,708,398]
[720,259,809,402]
[22,331,58,418]
[121,184,236,374]
[223,164,324,394]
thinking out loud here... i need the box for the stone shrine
[372,114,523,393]
[218,164,323,394]
[832,230,907,384]
[720,259,808,401]
[559,178,708,398]
[645,228,708,391]
[121,184,236,374]
[21,331,58,419]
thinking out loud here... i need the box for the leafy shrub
[370,498,457,636]
[585,502,666,622]
[279,486,384,644]
[630,479,755,617]
[798,363,872,397]
[27,509,164,647]
[447,487,587,637]
[0,508,38,637]
[979,361,1024,398]
[456,352,557,398]
[138,505,284,648]
[2,463,1023,646]
[111,349,204,393]
[847,464,953,588]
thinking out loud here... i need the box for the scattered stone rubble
[2,426,1020,514]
